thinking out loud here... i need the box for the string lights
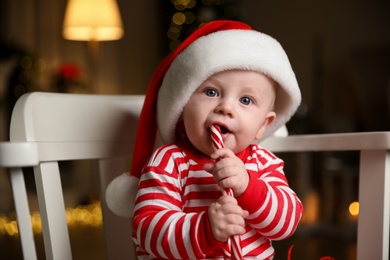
[0,201,102,237]
[167,0,239,50]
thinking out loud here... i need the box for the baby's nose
[215,100,234,116]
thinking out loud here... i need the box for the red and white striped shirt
[133,140,303,259]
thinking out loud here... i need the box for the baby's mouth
[219,125,230,134]
[212,124,231,135]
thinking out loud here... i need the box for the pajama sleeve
[237,147,303,240]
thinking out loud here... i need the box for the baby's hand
[204,148,249,197]
[208,195,248,242]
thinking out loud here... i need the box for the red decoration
[58,63,81,81]
[54,63,87,93]
[287,244,335,260]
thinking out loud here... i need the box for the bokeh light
[0,201,102,237]
[349,201,359,217]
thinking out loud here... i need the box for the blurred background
[0,0,389,259]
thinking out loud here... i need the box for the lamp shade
[63,0,124,41]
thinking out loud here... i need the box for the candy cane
[210,125,242,260]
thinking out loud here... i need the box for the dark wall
[240,0,390,133]
[1,0,389,136]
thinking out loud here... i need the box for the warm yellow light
[168,27,181,40]
[300,190,319,225]
[0,201,102,237]
[63,0,124,41]
[349,201,359,216]
[173,12,186,25]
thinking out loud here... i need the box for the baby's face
[182,69,276,156]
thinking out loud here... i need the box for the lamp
[63,0,124,42]
[62,0,124,93]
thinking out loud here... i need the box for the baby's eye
[240,97,252,105]
[204,88,218,97]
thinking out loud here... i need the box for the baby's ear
[255,111,276,140]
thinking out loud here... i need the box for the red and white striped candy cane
[210,125,242,260]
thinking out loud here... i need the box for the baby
[107,20,303,259]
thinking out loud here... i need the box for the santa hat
[106,20,301,218]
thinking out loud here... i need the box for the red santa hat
[106,20,301,217]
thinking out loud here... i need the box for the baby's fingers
[203,163,214,173]
[210,148,235,160]
[218,196,248,218]
[225,223,246,236]
[217,194,238,205]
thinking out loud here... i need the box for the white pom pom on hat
[106,20,301,218]
[105,173,138,218]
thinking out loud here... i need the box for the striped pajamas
[133,142,303,259]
